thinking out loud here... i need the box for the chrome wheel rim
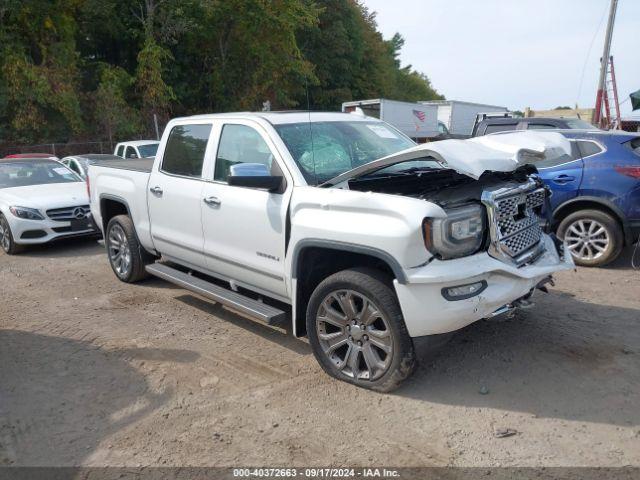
[0,217,10,252]
[316,290,393,381]
[564,219,610,261]
[108,224,131,276]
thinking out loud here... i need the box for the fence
[0,141,115,158]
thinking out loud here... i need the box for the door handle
[150,186,163,196]
[203,196,221,207]
[552,174,575,184]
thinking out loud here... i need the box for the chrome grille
[482,182,546,265]
[46,205,90,222]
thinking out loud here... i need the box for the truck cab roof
[182,111,378,125]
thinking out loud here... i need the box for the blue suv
[533,130,640,266]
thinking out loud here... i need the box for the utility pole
[593,0,618,127]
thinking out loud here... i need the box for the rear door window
[576,140,604,158]
[484,123,518,134]
[124,146,138,159]
[161,124,212,178]
[535,141,581,169]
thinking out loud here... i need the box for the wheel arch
[99,194,131,233]
[552,196,631,245]
[290,240,406,338]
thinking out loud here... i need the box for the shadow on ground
[397,291,640,427]
[605,244,640,271]
[176,294,311,356]
[15,237,103,259]
[0,330,198,466]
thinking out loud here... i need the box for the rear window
[161,124,212,178]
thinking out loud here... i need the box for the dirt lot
[1,238,639,467]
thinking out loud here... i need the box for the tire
[306,268,416,392]
[0,213,24,255]
[105,215,153,282]
[557,209,623,267]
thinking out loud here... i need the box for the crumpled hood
[323,131,572,186]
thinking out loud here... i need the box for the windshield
[275,121,415,185]
[0,161,81,188]
[565,119,597,129]
[138,143,159,158]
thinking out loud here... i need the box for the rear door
[200,120,292,300]
[536,140,584,211]
[148,121,214,266]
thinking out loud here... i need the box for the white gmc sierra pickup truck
[89,111,573,391]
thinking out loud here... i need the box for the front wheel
[106,215,152,282]
[0,213,24,255]
[557,209,623,267]
[306,268,415,392]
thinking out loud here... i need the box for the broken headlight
[423,204,485,259]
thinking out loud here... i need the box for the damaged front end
[328,131,571,267]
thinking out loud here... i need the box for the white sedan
[0,158,97,254]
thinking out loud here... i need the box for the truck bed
[90,157,154,173]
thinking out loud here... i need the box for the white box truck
[419,100,508,137]
[342,99,439,142]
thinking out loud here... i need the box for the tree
[94,65,140,144]
[0,0,84,143]
[135,38,176,131]
[296,1,442,110]
[0,0,445,146]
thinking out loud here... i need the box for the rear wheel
[557,209,623,267]
[106,215,153,282]
[306,268,415,392]
[0,214,24,255]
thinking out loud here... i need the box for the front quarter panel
[286,186,446,288]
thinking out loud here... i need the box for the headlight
[9,206,45,221]
[423,204,485,259]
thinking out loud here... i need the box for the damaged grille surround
[482,180,547,266]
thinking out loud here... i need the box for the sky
[362,0,640,118]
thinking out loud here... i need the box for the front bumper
[394,235,574,337]
[10,215,98,245]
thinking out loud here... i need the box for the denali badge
[257,251,280,262]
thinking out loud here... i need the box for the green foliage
[136,38,176,120]
[0,0,444,146]
[95,65,140,143]
[0,0,84,143]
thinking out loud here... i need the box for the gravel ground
[1,238,639,467]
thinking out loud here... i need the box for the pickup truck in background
[89,111,573,391]
[113,140,160,159]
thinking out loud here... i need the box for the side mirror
[228,163,283,193]
[127,153,138,159]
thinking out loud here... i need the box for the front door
[201,122,291,300]
[148,122,214,266]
